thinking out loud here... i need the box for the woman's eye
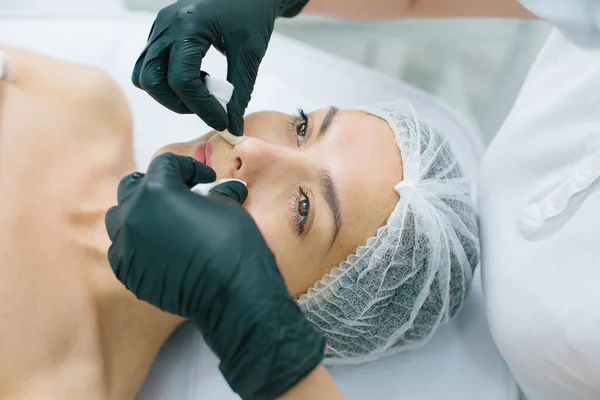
[298,198,309,217]
[295,121,307,146]
[290,108,309,147]
[293,187,310,236]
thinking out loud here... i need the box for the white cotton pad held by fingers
[219,129,246,145]
[203,76,246,146]
[205,75,234,112]
[0,50,13,82]
[190,178,247,197]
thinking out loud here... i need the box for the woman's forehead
[317,110,402,270]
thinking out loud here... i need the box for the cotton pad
[205,75,233,112]
[190,178,247,197]
[204,75,246,145]
[187,77,248,198]
[218,129,246,145]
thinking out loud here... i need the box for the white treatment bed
[0,12,517,400]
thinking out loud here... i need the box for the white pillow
[0,12,516,400]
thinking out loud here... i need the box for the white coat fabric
[519,0,600,48]
[479,27,600,400]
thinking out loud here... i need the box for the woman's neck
[90,266,184,400]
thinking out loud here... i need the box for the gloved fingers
[138,40,193,114]
[132,47,147,90]
[146,18,158,41]
[117,171,146,203]
[147,152,217,189]
[226,96,245,138]
[168,35,228,131]
[226,41,263,136]
[208,180,249,205]
[132,20,158,89]
[106,171,145,247]
[105,204,121,244]
[107,240,134,288]
[106,242,120,278]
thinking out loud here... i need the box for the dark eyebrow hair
[318,168,342,252]
[318,106,339,138]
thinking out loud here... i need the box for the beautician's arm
[302,0,535,20]
[279,365,345,400]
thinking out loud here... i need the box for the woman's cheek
[244,202,306,298]
[243,202,281,257]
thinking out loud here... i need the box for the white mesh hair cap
[298,100,480,365]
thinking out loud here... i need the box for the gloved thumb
[147,153,217,189]
[208,180,248,205]
[226,42,264,136]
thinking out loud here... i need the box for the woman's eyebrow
[318,168,342,252]
[317,106,339,139]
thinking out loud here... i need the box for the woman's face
[155,108,402,298]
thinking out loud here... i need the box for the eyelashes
[290,186,310,237]
[288,108,309,146]
[287,109,311,237]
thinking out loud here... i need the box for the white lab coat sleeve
[519,0,600,48]
[478,30,600,400]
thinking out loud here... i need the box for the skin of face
[155,108,403,298]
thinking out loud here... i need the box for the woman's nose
[231,137,295,182]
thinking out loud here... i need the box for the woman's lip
[194,142,206,163]
[193,141,213,168]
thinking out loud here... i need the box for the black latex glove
[132,0,309,136]
[105,153,325,400]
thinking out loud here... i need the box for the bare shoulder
[0,45,134,148]
[0,46,135,199]
[0,46,135,244]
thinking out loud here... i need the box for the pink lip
[194,141,213,168]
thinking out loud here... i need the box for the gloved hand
[105,153,325,400]
[132,0,310,136]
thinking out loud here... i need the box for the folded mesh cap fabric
[299,100,480,365]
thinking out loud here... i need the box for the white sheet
[0,12,515,400]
